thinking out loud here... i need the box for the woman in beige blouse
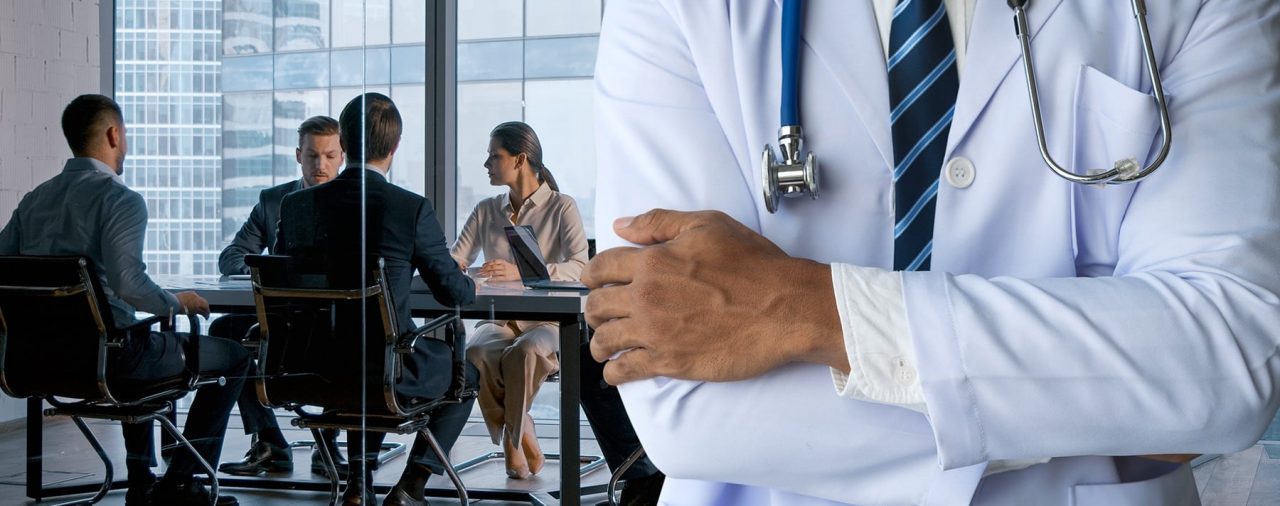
[451,121,589,479]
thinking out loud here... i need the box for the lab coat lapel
[790,0,894,170]
[946,0,1065,157]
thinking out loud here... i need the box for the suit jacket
[276,166,475,333]
[0,158,180,327]
[218,179,301,276]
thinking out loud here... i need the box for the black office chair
[0,256,217,506]
[244,254,473,505]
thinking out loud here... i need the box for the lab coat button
[945,157,975,188]
[894,358,917,385]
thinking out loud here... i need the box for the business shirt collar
[63,157,122,182]
[502,182,552,214]
[339,164,389,183]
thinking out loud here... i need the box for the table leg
[26,397,41,500]
[559,315,585,505]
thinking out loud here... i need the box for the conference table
[26,274,600,506]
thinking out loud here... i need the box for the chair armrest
[111,315,167,348]
[395,314,458,354]
[121,314,166,333]
[180,314,204,388]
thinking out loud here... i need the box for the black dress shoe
[382,484,429,506]
[312,446,350,480]
[124,473,154,506]
[149,480,239,506]
[340,483,377,506]
[218,439,293,476]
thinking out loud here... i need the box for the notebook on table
[504,225,590,292]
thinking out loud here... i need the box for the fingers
[581,247,642,288]
[584,284,633,328]
[588,317,646,362]
[614,209,717,245]
[601,348,658,385]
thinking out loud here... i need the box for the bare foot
[503,432,531,479]
[522,415,545,475]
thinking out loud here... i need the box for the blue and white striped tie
[889,0,958,272]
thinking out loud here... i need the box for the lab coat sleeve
[908,1,1280,470]
[595,1,964,503]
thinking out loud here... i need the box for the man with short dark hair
[0,94,248,506]
[276,93,477,506]
[213,115,349,480]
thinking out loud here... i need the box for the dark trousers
[208,314,283,437]
[116,330,250,483]
[348,363,479,476]
[579,341,659,480]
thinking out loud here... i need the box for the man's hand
[174,291,211,318]
[583,209,846,385]
[479,259,521,281]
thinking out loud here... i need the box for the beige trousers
[465,321,560,447]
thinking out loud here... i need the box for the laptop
[505,225,590,291]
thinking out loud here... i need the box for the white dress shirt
[838,0,1047,476]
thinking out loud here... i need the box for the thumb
[614,209,709,245]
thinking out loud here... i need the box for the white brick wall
[0,0,101,423]
[0,0,99,216]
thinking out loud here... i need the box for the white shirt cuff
[828,263,927,413]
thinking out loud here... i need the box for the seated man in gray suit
[277,93,478,506]
[213,116,350,479]
[0,94,248,506]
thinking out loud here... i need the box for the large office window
[220,0,429,246]
[455,0,602,240]
[116,0,602,277]
[116,0,224,276]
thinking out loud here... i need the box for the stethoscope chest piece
[762,125,819,214]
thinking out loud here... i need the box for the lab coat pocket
[1071,460,1199,506]
[1070,65,1162,177]
[1069,66,1161,276]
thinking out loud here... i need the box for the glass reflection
[221,92,274,240]
[331,0,390,48]
[524,37,598,79]
[527,0,602,36]
[275,0,330,51]
[391,45,427,84]
[331,48,391,86]
[223,0,273,54]
[222,54,273,92]
[457,41,523,81]
[274,52,330,89]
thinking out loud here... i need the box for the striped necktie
[888,0,959,272]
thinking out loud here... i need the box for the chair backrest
[0,256,118,402]
[247,254,423,416]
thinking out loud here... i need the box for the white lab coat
[593,1,1280,505]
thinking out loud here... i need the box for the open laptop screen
[505,225,550,281]
[504,225,590,291]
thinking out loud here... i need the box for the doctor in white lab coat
[582,0,1280,504]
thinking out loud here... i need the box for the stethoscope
[762,0,1174,214]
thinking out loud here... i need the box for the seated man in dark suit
[214,115,349,479]
[0,94,249,506]
[276,92,478,506]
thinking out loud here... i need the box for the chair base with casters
[41,396,221,506]
[451,449,607,477]
[293,411,471,506]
